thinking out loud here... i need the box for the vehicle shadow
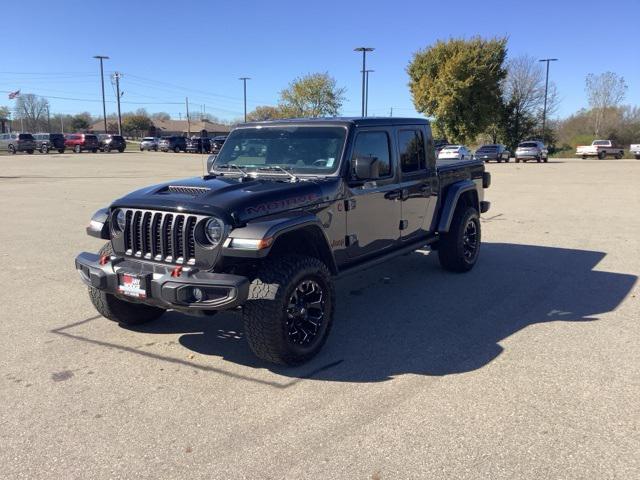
[130,242,637,382]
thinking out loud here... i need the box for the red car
[65,133,99,153]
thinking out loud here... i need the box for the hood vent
[163,185,211,196]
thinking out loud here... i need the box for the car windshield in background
[214,126,346,174]
[519,142,538,148]
[478,145,497,150]
[442,146,460,151]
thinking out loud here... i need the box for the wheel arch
[437,180,479,233]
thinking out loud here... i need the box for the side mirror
[353,155,380,180]
[206,154,217,173]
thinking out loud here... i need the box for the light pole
[93,55,109,133]
[239,77,250,122]
[364,69,374,117]
[354,47,374,117]
[539,58,558,143]
[112,72,123,135]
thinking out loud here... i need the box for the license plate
[118,273,147,298]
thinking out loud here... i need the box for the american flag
[8,90,20,99]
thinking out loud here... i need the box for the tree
[0,105,10,119]
[585,72,628,136]
[279,72,346,117]
[151,112,171,121]
[247,105,285,121]
[408,37,507,144]
[14,94,50,132]
[122,115,152,137]
[70,112,92,131]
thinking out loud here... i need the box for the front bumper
[75,252,250,311]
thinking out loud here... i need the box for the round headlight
[204,217,225,246]
[114,209,126,232]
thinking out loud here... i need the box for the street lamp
[354,47,374,117]
[364,69,374,117]
[93,55,109,133]
[239,77,250,123]
[539,58,558,143]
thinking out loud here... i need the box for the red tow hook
[171,265,183,277]
[99,255,110,265]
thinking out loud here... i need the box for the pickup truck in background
[576,140,624,159]
[75,117,491,365]
[630,144,640,160]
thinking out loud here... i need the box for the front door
[346,129,402,260]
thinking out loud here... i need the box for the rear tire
[58,148,65,154]
[174,146,180,153]
[88,243,165,326]
[74,145,81,153]
[41,145,48,154]
[27,149,34,154]
[615,152,622,159]
[118,147,124,153]
[635,155,640,160]
[243,255,335,365]
[9,145,16,154]
[438,206,481,273]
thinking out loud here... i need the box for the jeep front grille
[119,209,203,264]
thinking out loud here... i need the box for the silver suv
[515,141,548,163]
[0,132,36,154]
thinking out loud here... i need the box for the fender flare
[223,213,337,273]
[86,207,110,239]
[437,180,478,233]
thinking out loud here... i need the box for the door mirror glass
[353,155,379,180]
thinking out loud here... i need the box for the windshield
[214,126,346,174]
[593,140,609,146]
[478,145,497,150]
[442,146,460,151]
[519,142,538,148]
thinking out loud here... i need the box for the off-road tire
[88,243,165,326]
[243,255,335,365]
[438,206,481,273]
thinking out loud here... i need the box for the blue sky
[2,0,639,122]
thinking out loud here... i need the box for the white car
[437,145,473,161]
[630,144,640,160]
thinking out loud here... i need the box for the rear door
[396,127,432,241]
[345,129,402,260]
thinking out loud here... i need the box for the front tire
[74,145,81,153]
[9,145,16,154]
[243,255,335,365]
[598,151,606,160]
[438,206,481,273]
[58,148,65,154]
[88,243,165,326]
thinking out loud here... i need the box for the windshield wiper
[213,164,248,178]
[257,165,299,182]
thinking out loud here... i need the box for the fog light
[192,287,205,302]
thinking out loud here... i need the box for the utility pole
[239,77,250,122]
[185,97,191,137]
[539,58,558,143]
[93,55,109,133]
[46,105,51,132]
[364,69,374,117]
[354,47,374,117]
[113,72,123,135]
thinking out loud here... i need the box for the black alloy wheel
[462,218,479,261]
[286,279,326,348]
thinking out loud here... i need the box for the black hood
[110,175,340,224]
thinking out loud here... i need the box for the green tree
[70,112,92,131]
[407,37,507,144]
[279,72,346,118]
[122,115,152,136]
[247,105,285,121]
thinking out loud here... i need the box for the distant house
[89,118,231,137]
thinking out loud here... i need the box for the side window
[398,129,426,173]
[351,131,391,178]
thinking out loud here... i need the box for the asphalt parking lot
[1,151,638,479]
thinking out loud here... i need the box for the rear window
[519,142,538,148]
[478,145,497,150]
[85,135,97,140]
[112,136,124,141]
[19,134,34,140]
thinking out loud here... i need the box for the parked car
[576,140,623,160]
[475,144,510,163]
[210,135,227,154]
[631,144,640,160]
[159,136,187,152]
[139,137,159,151]
[186,137,211,153]
[65,133,99,153]
[76,117,491,365]
[515,141,548,163]
[0,132,36,154]
[33,133,66,153]
[98,134,126,153]
[437,145,473,161]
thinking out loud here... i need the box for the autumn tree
[407,37,507,144]
[279,72,346,118]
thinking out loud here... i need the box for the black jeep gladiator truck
[75,118,491,365]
